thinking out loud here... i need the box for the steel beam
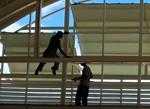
[1,56,150,62]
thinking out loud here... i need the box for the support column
[61,0,70,105]
[25,13,32,104]
[137,0,144,107]
[100,0,106,105]
[34,0,42,57]
[0,35,5,102]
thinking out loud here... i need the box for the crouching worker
[35,31,70,75]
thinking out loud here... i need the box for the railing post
[34,0,42,57]
[137,0,144,107]
[61,0,70,105]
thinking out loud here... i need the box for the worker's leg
[35,62,46,75]
[82,86,89,106]
[75,85,82,106]
[51,54,59,75]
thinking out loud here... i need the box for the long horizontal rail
[1,74,150,79]
[0,104,150,109]
[21,26,150,30]
[1,56,150,62]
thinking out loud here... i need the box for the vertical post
[100,0,106,105]
[25,13,32,104]
[120,79,123,105]
[61,0,70,105]
[137,0,144,107]
[70,65,74,105]
[0,37,4,102]
[0,40,4,76]
[34,0,42,57]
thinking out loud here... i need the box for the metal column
[61,0,70,105]
[137,0,144,107]
[100,0,106,105]
[34,0,42,57]
[25,13,32,104]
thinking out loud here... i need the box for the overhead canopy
[71,3,150,75]
[71,4,150,56]
[72,4,150,33]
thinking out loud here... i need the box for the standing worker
[35,31,70,75]
[72,63,93,106]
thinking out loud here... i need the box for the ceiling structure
[1,0,150,106]
[1,2,150,77]
[71,4,150,55]
[0,0,59,30]
[71,3,150,75]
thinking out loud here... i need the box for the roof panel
[72,4,150,57]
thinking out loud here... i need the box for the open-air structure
[0,0,150,109]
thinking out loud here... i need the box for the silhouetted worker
[72,63,93,106]
[35,31,70,75]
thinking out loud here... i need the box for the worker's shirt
[79,65,93,86]
[43,35,60,56]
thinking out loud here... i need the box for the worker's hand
[72,77,78,82]
[65,56,72,58]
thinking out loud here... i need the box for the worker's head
[80,63,86,66]
[56,31,63,38]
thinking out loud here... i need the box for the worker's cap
[56,31,63,36]
[56,31,69,35]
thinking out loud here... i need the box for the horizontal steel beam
[1,74,150,79]
[22,26,150,30]
[0,104,149,109]
[0,56,150,62]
